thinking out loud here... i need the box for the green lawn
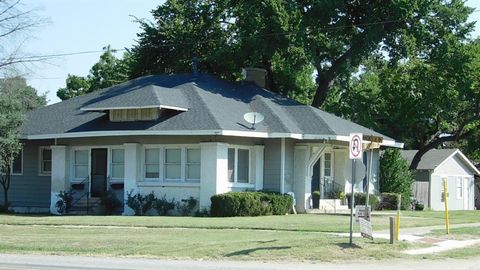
[0,211,477,233]
[0,212,477,261]
[0,223,417,261]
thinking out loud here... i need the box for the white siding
[430,155,476,211]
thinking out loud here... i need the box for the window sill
[226,182,255,189]
[137,181,200,188]
[109,179,124,184]
[38,173,51,177]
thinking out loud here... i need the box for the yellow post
[443,178,450,234]
[395,194,401,241]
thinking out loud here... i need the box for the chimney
[243,67,267,88]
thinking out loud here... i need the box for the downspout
[281,138,285,194]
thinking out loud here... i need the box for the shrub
[100,190,122,215]
[260,192,293,215]
[126,190,156,216]
[346,193,379,210]
[176,196,198,216]
[380,149,414,210]
[312,190,321,200]
[415,203,424,211]
[55,190,73,214]
[210,192,293,217]
[377,193,401,210]
[152,195,176,216]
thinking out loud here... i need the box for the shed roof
[400,149,480,175]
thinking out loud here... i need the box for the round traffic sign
[350,134,362,158]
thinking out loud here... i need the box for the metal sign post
[349,133,363,246]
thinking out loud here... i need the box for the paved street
[0,254,479,270]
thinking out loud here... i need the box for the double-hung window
[111,149,124,180]
[145,149,160,179]
[39,147,52,175]
[228,147,250,184]
[11,149,23,175]
[165,148,181,180]
[186,148,201,181]
[74,150,88,179]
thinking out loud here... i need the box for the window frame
[144,148,161,180]
[227,146,251,184]
[10,148,23,176]
[323,152,333,179]
[141,144,201,183]
[185,148,201,182]
[164,147,183,181]
[72,148,90,181]
[110,148,125,182]
[38,146,52,176]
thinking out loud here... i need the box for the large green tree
[131,0,473,107]
[324,39,480,170]
[57,46,132,100]
[0,77,45,209]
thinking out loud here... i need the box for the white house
[401,149,479,211]
[4,70,402,214]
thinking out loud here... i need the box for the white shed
[401,149,479,211]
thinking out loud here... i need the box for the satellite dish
[243,112,265,130]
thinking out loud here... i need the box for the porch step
[307,199,350,214]
[69,197,101,214]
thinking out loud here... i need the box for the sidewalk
[334,222,480,255]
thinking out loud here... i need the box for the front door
[91,148,107,197]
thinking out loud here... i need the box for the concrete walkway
[334,222,480,255]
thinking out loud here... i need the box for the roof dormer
[80,84,189,122]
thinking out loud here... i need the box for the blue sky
[17,0,480,104]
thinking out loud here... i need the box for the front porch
[292,143,379,213]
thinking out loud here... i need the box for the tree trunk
[2,187,8,211]
[311,74,335,107]
[409,147,430,171]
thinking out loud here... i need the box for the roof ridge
[187,83,222,130]
[252,96,293,133]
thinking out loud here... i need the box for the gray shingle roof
[400,149,458,170]
[22,74,395,142]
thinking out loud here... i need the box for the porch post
[199,142,228,209]
[253,145,264,191]
[123,143,140,216]
[293,145,309,212]
[50,145,68,215]
[280,138,286,194]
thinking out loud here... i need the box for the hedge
[345,193,379,210]
[377,192,410,210]
[210,192,293,217]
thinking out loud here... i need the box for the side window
[11,149,23,175]
[40,148,52,175]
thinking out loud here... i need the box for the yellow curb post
[443,178,450,234]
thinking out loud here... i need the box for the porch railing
[320,178,344,199]
[69,176,90,214]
